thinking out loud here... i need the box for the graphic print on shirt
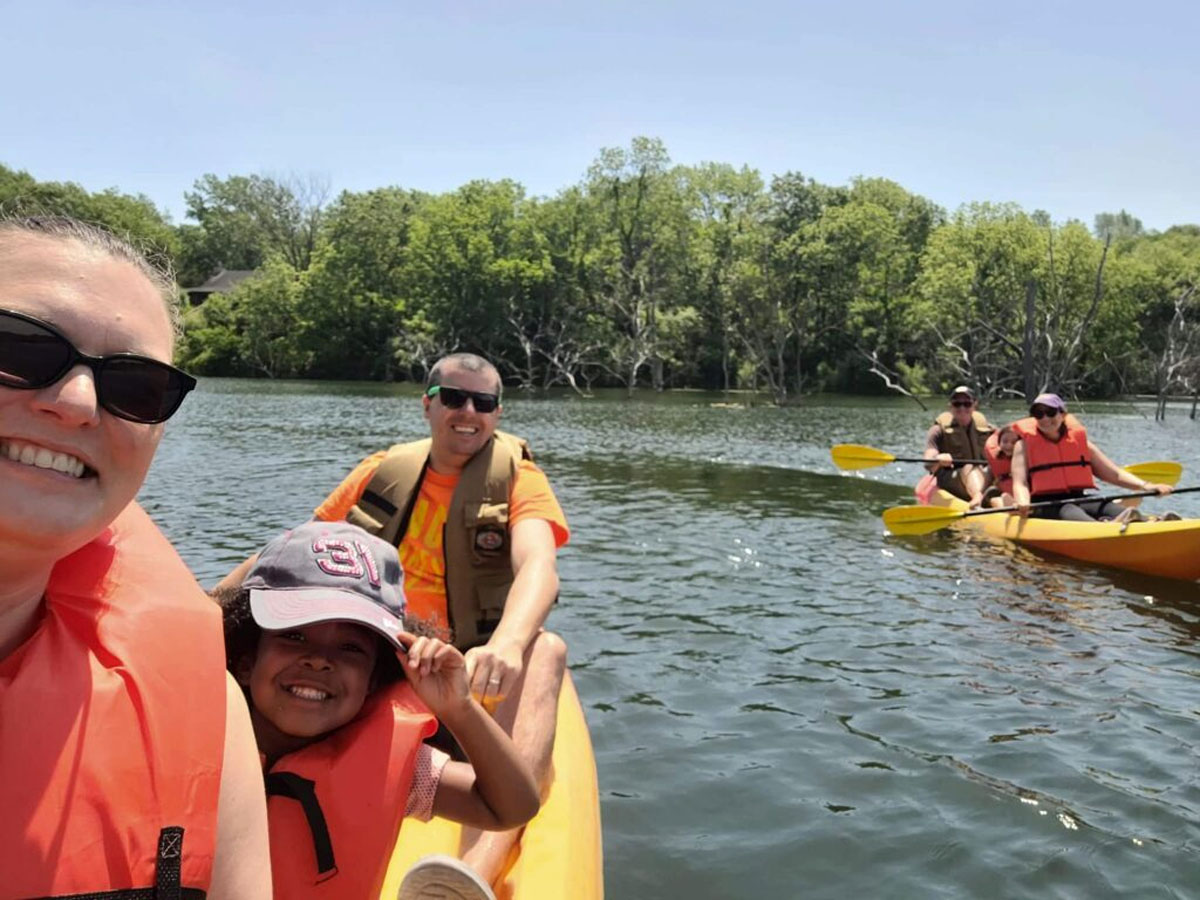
[398,487,451,637]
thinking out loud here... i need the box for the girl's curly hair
[216,586,426,688]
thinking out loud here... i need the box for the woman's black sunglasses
[426,384,500,413]
[0,309,197,423]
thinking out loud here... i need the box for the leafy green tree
[177,258,309,378]
[180,173,328,285]
[1093,209,1144,242]
[679,162,766,389]
[0,163,179,266]
[584,137,697,392]
[299,187,426,379]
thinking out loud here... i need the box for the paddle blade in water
[831,444,895,470]
[1124,461,1183,486]
[882,504,965,536]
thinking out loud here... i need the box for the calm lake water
[141,380,1200,899]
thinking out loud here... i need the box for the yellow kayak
[928,489,1200,580]
[380,672,604,899]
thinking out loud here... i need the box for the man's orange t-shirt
[314,453,569,637]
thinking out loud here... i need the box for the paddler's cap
[1030,392,1066,413]
[244,521,406,648]
[949,385,975,401]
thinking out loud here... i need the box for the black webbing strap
[33,891,204,899]
[1028,456,1089,475]
[153,827,183,900]
[265,771,338,879]
[390,458,430,547]
[32,826,203,899]
[359,489,398,518]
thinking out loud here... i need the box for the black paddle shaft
[895,456,987,466]
[963,485,1200,520]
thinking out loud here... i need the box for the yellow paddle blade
[1124,461,1182,486]
[831,444,896,470]
[881,504,967,536]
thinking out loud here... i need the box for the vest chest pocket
[466,502,510,562]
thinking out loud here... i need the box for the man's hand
[934,452,954,470]
[465,639,525,709]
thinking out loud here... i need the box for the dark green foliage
[7,150,1199,401]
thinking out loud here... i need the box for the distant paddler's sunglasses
[950,400,974,408]
[1030,406,1062,419]
[426,384,500,413]
[0,308,197,423]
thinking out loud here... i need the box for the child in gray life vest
[218,520,538,900]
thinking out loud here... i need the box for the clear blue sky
[2,0,1196,230]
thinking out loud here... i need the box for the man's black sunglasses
[0,309,197,424]
[426,384,500,413]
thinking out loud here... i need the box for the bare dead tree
[1152,283,1199,420]
[859,348,927,410]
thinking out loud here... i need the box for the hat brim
[250,588,406,649]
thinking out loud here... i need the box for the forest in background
[3,137,1198,408]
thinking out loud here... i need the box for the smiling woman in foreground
[0,216,271,898]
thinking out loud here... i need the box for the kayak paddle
[882,486,1200,536]
[831,444,984,470]
[832,444,1182,485]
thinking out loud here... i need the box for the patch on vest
[474,527,506,553]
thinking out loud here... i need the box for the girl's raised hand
[396,631,471,718]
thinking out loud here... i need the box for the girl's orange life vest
[0,502,226,899]
[265,681,436,899]
[984,426,1020,493]
[1014,414,1096,496]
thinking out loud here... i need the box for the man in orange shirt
[217,353,569,888]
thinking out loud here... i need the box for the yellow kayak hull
[930,490,1200,580]
[380,671,604,900]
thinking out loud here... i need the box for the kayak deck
[380,671,604,900]
[928,490,1200,581]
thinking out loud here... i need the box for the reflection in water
[143,382,1200,899]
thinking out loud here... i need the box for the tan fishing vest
[345,431,532,650]
[934,410,993,461]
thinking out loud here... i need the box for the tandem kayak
[925,489,1200,581]
[380,671,604,900]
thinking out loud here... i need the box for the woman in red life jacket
[978,425,1019,508]
[221,521,539,900]
[1011,393,1173,521]
[0,216,270,898]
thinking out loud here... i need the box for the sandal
[397,854,497,900]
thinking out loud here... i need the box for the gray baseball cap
[244,521,407,648]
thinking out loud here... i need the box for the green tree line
[4,139,1199,404]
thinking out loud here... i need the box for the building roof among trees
[186,268,257,294]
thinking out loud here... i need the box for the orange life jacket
[1014,414,1095,496]
[984,426,1019,493]
[0,502,225,899]
[265,681,436,899]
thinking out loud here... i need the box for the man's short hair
[427,353,502,396]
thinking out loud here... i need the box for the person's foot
[1111,507,1144,524]
[1162,511,1183,521]
[397,854,496,900]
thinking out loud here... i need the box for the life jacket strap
[1028,457,1089,475]
[266,771,338,880]
[153,826,183,900]
[27,827,202,899]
